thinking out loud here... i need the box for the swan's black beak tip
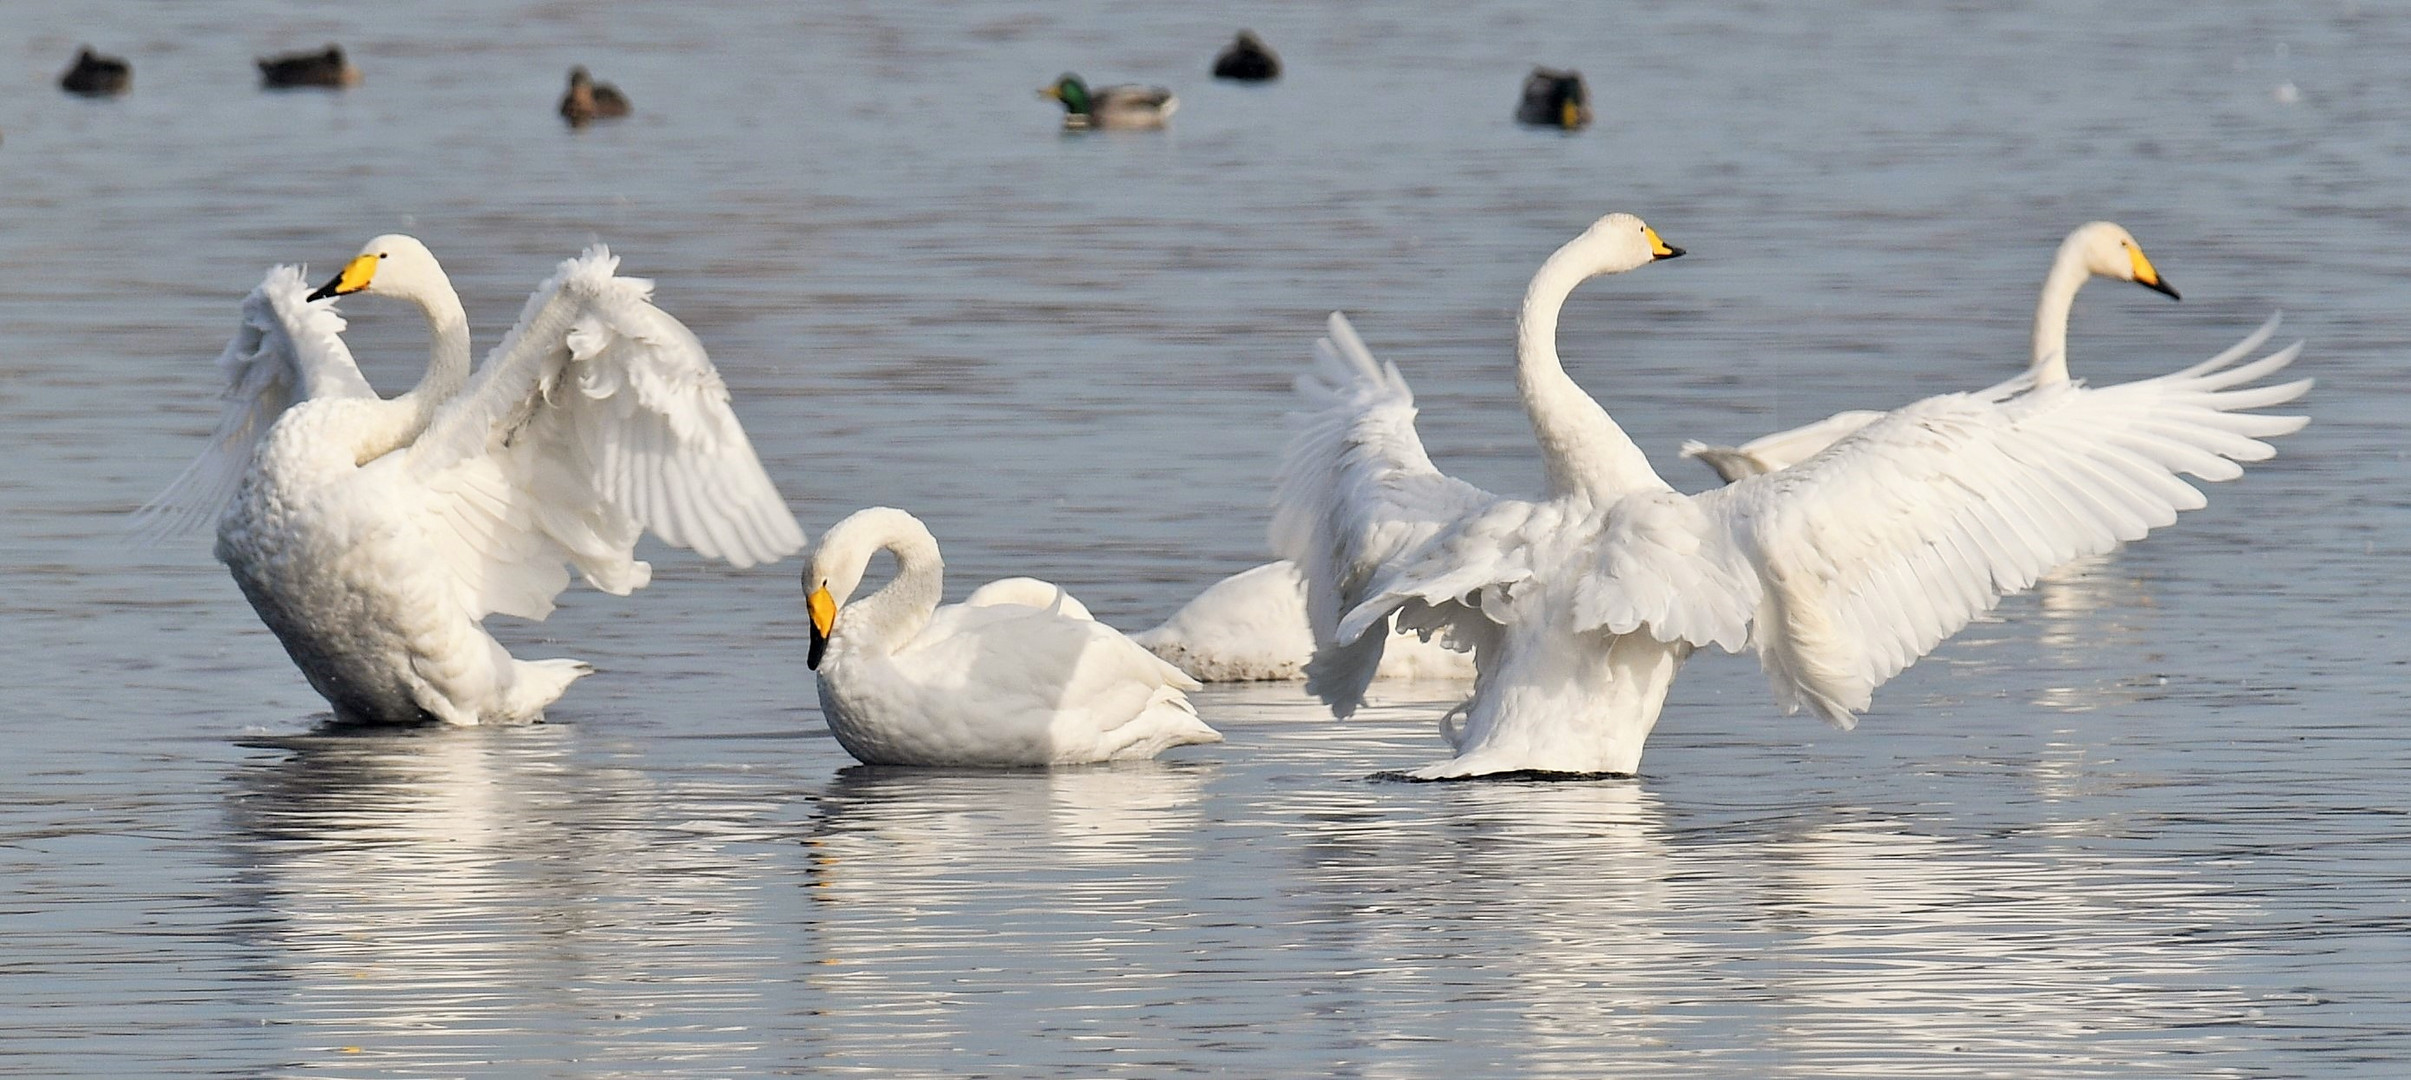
[1655,246,1686,261]
[304,278,341,302]
[2145,277,2180,301]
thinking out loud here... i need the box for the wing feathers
[1715,322,2309,722]
[404,247,803,620]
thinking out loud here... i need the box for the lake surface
[5,1,2409,1075]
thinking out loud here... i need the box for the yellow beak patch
[808,586,837,638]
[2127,244,2162,286]
[1645,227,1680,258]
[329,253,379,296]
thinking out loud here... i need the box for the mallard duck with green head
[1038,73,1177,130]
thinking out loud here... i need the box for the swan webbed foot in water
[1127,560,1476,682]
[804,508,1221,767]
[1038,73,1178,130]
[1681,221,2183,481]
[1273,212,2308,779]
[139,235,806,725]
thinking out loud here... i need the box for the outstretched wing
[400,246,805,620]
[134,266,376,541]
[1679,409,1889,483]
[1269,312,1510,714]
[1579,321,2309,725]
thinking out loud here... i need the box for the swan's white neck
[838,529,946,658]
[1515,243,1669,500]
[393,280,472,427]
[338,279,472,464]
[2029,236,2092,387]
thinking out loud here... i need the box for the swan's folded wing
[1685,327,2309,726]
[1269,312,1505,714]
[403,246,806,609]
[134,266,376,541]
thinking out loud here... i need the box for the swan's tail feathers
[505,658,593,721]
[1303,620,1390,719]
[1677,440,1763,484]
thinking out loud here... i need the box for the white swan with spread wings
[1274,213,2308,779]
[139,235,805,724]
[1681,220,2185,481]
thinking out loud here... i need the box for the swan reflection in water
[222,724,785,1068]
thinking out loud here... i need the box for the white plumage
[1273,212,2309,778]
[1681,220,2185,481]
[139,235,805,725]
[804,507,1222,767]
[1127,560,1476,682]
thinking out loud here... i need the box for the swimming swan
[1681,221,2183,482]
[805,507,1222,766]
[1273,212,2308,779]
[138,235,805,724]
[1128,560,1476,682]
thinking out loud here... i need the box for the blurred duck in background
[258,45,360,89]
[60,47,131,96]
[1039,73,1177,130]
[1212,31,1281,81]
[1516,66,1590,130]
[559,66,631,127]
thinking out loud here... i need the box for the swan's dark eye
[377,253,388,259]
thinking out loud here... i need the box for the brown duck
[560,67,631,127]
[258,45,360,89]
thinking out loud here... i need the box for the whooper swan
[1273,213,2308,779]
[804,507,1221,766]
[1128,560,1475,682]
[1681,221,2184,482]
[138,235,805,725]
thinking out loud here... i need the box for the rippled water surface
[6,1,2409,1076]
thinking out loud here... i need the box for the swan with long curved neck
[1516,216,1686,499]
[1273,211,2307,778]
[1681,220,2180,482]
[1129,219,1681,687]
[146,234,805,725]
[803,507,1220,767]
[305,234,472,451]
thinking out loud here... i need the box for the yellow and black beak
[306,253,379,302]
[2129,245,2179,300]
[806,583,837,670]
[1646,227,1685,261]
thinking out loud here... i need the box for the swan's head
[306,234,449,304]
[1558,213,1685,278]
[803,506,935,669]
[2068,221,2179,300]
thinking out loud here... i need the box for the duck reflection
[223,725,782,1064]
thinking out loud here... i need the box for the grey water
[3,0,2407,1075]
